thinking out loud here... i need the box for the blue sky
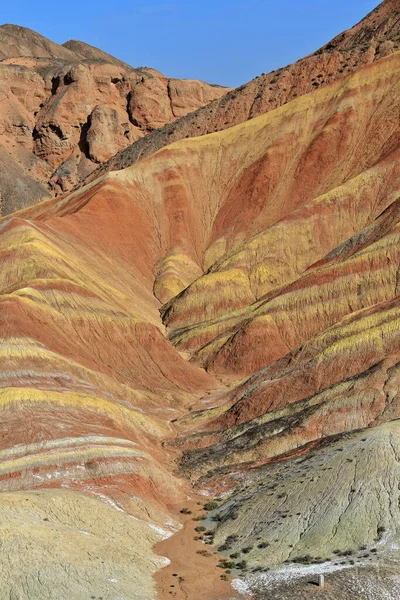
[2,0,379,87]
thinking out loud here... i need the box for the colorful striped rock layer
[1,8,400,600]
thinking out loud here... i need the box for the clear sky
[2,0,379,87]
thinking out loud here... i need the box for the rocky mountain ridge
[0,24,229,214]
[88,0,400,180]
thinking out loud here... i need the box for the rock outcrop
[1,2,400,599]
[0,25,228,213]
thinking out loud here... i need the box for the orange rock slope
[0,25,400,600]
[0,24,229,215]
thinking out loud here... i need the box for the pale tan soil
[154,497,239,600]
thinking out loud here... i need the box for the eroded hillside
[90,0,400,180]
[0,24,228,214]
[0,37,399,597]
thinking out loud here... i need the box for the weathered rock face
[92,0,400,180]
[85,103,129,163]
[1,3,400,598]
[0,24,78,60]
[207,421,400,597]
[0,25,229,214]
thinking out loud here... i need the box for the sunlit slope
[174,201,400,475]
[160,54,400,341]
[0,180,216,596]
[178,297,400,475]
[93,0,400,184]
[4,50,400,487]
[176,188,400,380]
[0,48,399,598]
[207,421,400,591]
[15,51,400,318]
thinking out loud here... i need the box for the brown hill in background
[0,25,229,214]
[62,39,144,72]
[0,24,78,60]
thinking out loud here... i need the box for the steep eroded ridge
[90,0,400,181]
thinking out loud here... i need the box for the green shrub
[218,560,235,569]
[203,501,219,511]
[377,526,386,536]
[180,507,192,514]
[197,549,212,557]
[211,513,223,522]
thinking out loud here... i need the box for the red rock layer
[0,25,229,214]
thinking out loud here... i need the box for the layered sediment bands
[93,0,400,180]
[179,300,400,478]
[1,18,400,597]
[0,212,215,394]
[0,173,218,595]
[182,186,400,379]
[6,53,399,395]
[176,200,400,473]
[160,53,400,347]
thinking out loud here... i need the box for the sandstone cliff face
[0,25,228,214]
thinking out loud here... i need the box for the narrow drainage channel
[153,496,241,600]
